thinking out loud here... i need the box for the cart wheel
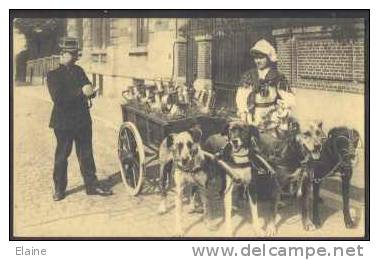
[118,122,145,196]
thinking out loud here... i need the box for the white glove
[82,84,95,97]
[278,90,296,108]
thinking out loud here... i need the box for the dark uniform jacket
[47,64,92,130]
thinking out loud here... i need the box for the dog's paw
[157,200,168,215]
[286,214,302,225]
[205,221,218,232]
[265,223,277,237]
[313,217,321,228]
[174,230,185,237]
[189,208,204,214]
[303,219,317,231]
[252,224,265,237]
[344,218,357,229]
[224,226,234,237]
[345,221,357,229]
[345,208,358,229]
[277,200,287,209]
[252,217,265,228]
[188,204,204,214]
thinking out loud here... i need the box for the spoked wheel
[118,122,145,196]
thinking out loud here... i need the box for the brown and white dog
[204,121,263,236]
[157,126,209,235]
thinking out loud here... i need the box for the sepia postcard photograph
[10,10,369,239]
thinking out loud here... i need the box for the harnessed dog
[204,121,268,236]
[301,127,361,229]
[157,126,210,236]
[204,120,326,236]
[258,120,327,234]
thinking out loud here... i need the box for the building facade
[60,18,272,103]
[25,18,365,103]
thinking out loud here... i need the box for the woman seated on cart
[233,39,299,208]
[236,38,295,137]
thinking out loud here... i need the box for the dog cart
[117,81,227,196]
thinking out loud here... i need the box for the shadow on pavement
[65,171,122,196]
[322,178,364,203]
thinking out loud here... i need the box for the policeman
[47,43,112,201]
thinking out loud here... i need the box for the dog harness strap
[229,162,251,168]
[224,178,234,195]
[254,153,276,175]
[176,164,203,174]
[312,160,342,183]
[332,133,356,168]
[254,101,277,108]
[190,166,203,174]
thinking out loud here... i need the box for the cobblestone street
[13,86,365,238]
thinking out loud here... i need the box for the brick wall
[274,25,365,94]
[352,38,365,82]
[276,37,293,85]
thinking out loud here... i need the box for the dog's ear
[351,129,361,148]
[167,134,175,149]
[303,131,312,138]
[289,120,300,134]
[221,143,233,161]
[295,134,303,144]
[188,127,203,143]
[248,125,260,139]
[317,120,323,129]
[248,125,260,148]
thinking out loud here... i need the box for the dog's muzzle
[176,159,202,174]
[231,138,243,152]
[181,157,190,167]
[176,156,195,172]
[303,143,321,160]
[313,144,322,157]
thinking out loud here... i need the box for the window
[91,18,110,49]
[136,18,149,46]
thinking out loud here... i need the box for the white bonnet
[250,39,278,63]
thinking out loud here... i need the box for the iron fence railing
[26,55,60,84]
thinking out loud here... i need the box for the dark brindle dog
[257,121,326,235]
[301,127,361,229]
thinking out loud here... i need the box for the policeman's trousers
[53,125,98,194]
